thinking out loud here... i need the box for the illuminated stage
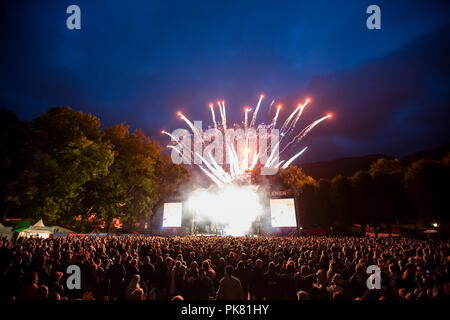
[154,94,330,237]
[149,189,300,236]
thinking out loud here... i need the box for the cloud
[281,24,450,162]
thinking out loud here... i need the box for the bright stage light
[163,202,182,227]
[186,185,264,236]
[270,198,297,227]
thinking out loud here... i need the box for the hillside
[300,154,389,180]
[300,144,449,180]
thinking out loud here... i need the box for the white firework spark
[164,95,331,185]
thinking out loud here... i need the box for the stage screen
[163,202,182,227]
[270,198,297,227]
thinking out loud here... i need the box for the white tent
[0,223,13,240]
[18,219,53,238]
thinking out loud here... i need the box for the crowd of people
[0,235,449,301]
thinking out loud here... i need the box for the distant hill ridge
[299,143,450,180]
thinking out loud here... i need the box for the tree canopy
[278,153,450,235]
[0,107,189,232]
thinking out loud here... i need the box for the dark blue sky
[1,0,449,162]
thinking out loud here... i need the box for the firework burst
[163,95,331,185]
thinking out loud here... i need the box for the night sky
[1,0,449,162]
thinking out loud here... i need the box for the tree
[80,124,155,232]
[314,178,332,227]
[153,153,189,206]
[404,158,450,226]
[10,107,115,224]
[278,166,317,228]
[350,170,376,234]
[300,182,317,227]
[369,158,408,235]
[441,152,450,166]
[279,165,317,190]
[82,124,189,233]
[330,174,353,234]
[0,109,33,222]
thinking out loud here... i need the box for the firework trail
[167,145,188,162]
[210,104,217,129]
[162,130,193,158]
[280,103,302,133]
[280,114,331,154]
[222,101,227,129]
[271,105,282,128]
[198,165,224,187]
[280,98,308,134]
[264,140,280,168]
[218,101,227,130]
[207,152,232,183]
[282,146,308,169]
[178,112,202,142]
[164,95,331,185]
[250,95,264,128]
[249,151,260,171]
[269,100,275,112]
[289,98,310,133]
[244,107,250,129]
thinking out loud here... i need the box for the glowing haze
[185,185,263,236]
